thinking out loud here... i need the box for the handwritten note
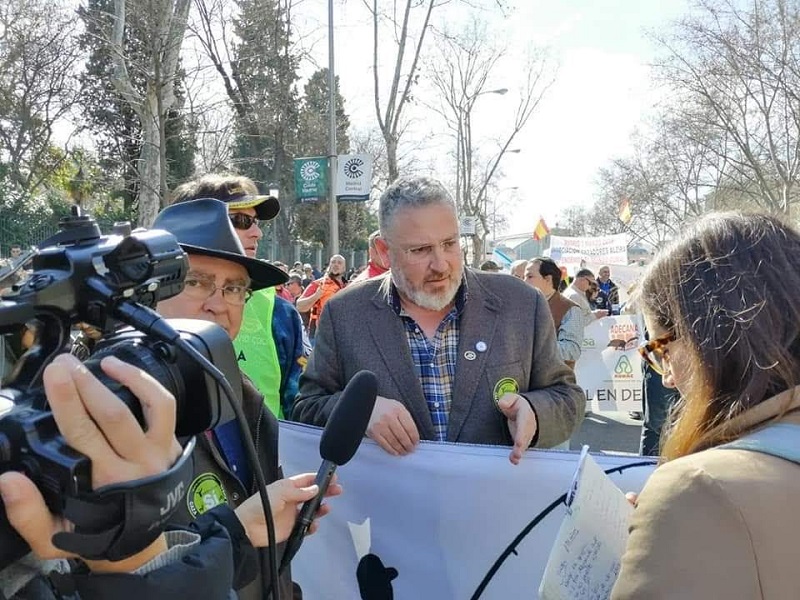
[539,448,633,600]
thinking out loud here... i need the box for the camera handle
[53,437,196,561]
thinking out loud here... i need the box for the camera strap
[51,437,196,562]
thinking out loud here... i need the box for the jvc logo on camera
[160,481,186,516]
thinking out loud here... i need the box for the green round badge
[187,473,228,517]
[493,377,520,407]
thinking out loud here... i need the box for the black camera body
[0,206,240,569]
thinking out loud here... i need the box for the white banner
[336,154,373,201]
[548,234,629,267]
[575,315,645,412]
[279,422,655,599]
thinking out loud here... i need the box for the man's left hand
[496,393,538,465]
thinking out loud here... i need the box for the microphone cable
[116,303,281,600]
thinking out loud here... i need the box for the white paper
[539,448,633,600]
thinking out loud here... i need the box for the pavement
[569,410,644,455]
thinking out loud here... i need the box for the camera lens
[85,341,182,431]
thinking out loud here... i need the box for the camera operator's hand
[235,473,343,548]
[0,353,182,572]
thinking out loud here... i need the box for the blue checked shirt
[388,282,466,441]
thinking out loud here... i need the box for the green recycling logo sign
[614,355,634,378]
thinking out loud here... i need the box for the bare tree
[365,0,448,182]
[107,0,192,226]
[428,19,555,264]
[652,0,800,216]
[589,110,726,247]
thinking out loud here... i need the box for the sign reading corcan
[336,153,373,201]
[574,314,644,412]
[294,157,328,201]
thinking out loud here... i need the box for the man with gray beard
[292,177,583,462]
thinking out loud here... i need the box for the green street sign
[294,157,328,201]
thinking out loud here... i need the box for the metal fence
[0,214,58,257]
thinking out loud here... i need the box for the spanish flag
[619,198,632,225]
[533,217,550,241]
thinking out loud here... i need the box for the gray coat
[292,269,585,448]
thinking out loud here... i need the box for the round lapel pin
[464,350,477,361]
[493,377,520,409]
[476,341,487,352]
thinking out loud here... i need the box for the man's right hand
[366,396,420,456]
[235,473,343,547]
[0,354,181,572]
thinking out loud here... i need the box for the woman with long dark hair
[611,212,800,598]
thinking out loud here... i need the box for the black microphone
[280,370,378,571]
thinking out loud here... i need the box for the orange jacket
[307,276,346,326]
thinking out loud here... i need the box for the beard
[392,263,463,311]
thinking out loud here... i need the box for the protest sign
[575,315,644,412]
[280,422,654,599]
[548,234,629,268]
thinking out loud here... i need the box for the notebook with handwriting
[539,447,633,600]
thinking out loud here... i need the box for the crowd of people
[1,171,798,598]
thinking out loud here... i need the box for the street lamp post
[327,0,339,256]
[455,88,508,214]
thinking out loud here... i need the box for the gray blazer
[292,269,585,448]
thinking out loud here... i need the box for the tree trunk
[471,235,485,268]
[138,91,162,227]
[386,136,399,182]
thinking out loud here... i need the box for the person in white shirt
[564,268,608,326]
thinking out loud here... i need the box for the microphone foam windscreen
[319,370,379,465]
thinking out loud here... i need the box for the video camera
[0,206,240,569]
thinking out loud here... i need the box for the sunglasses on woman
[638,331,676,375]
[229,213,260,230]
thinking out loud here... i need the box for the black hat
[153,199,288,290]
[213,185,280,221]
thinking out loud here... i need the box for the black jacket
[1,507,243,600]
[171,377,295,600]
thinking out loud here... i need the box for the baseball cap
[217,185,280,221]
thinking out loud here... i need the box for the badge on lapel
[492,377,519,409]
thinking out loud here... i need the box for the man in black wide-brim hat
[154,198,340,600]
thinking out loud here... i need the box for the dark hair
[586,281,599,301]
[575,268,594,279]
[637,212,800,460]
[533,257,561,290]
[171,174,258,204]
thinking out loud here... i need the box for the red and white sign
[548,234,629,267]
[575,315,644,412]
